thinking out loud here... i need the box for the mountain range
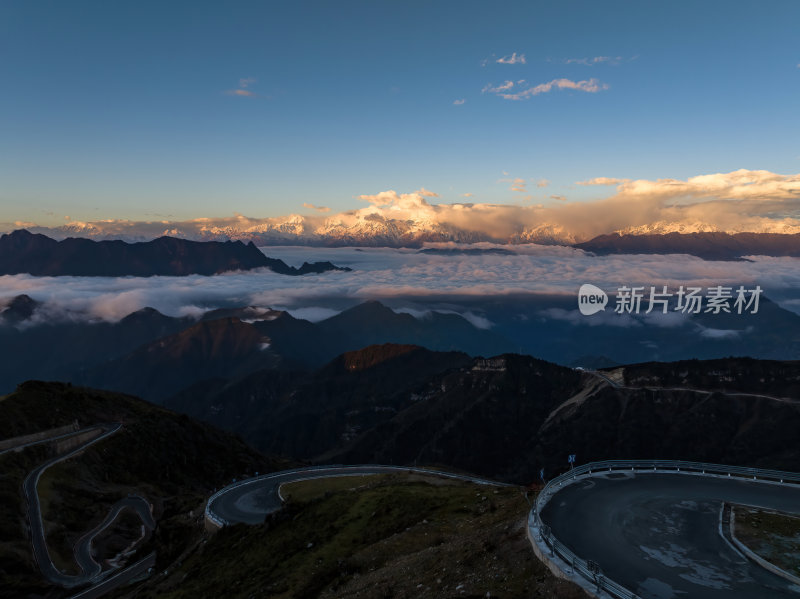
[575,231,800,260]
[17,215,800,250]
[163,344,800,484]
[0,229,349,276]
[2,294,800,399]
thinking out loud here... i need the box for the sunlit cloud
[8,170,800,246]
[577,177,630,186]
[303,203,330,212]
[225,76,258,97]
[225,89,256,97]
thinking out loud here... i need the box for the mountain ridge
[0,229,350,276]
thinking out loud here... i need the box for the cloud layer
[4,169,800,246]
[1,245,798,324]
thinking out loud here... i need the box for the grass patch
[127,474,583,599]
[734,505,800,576]
[280,474,389,503]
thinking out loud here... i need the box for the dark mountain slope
[0,229,349,276]
[165,344,474,458]
[0,303,194,394]
[575,231,800,260]
[316,301,512,357]
[334,356,800,483]
[84,318,279,402]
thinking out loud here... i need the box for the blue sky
[1,0,799,226]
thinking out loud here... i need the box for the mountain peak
[1,294,40,323]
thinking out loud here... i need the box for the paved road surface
[22,422,155,592]
[208,465,507,526]
[74,496,155,580]
[0,425,84,456]
[67,553,156,599]
[541,471,800,599]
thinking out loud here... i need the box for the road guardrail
[530,459,800,599]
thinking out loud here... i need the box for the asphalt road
[68,553,156,599]
[24,424,122,587]
[22,422,155,593]
[74,496,155,580]
[0,426,82,456]
[541,472,800,599]
[208,465,507,526]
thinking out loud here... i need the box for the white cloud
[497,52,526,65]
[3,246,797,324]
[482,80,515,93]
[483,78,609,100]
[453,98,466,105]
[239,77,256,88]
[565,56,624,66]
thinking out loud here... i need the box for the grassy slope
[734,505,800,576]
[127,474,582,599]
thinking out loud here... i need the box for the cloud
[496,52,526,65]
[483,78,609,100]
[565,56,623,66]
[453,98,466,105]
[462,193,473,198]
[225,89,256,97]
[9,169,800,247]
[225,76,258,97]
[4,246,797,326]
[510,178,527,193]
[303,203,330,212]
[536,179,550,188]
[550,194,567,201]
[482,81,515,93]
[577,177,630,186]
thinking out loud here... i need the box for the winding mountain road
[20,422,155,590]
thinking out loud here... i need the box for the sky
[1,0,799,230]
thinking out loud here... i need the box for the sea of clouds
[1,244,799,324]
